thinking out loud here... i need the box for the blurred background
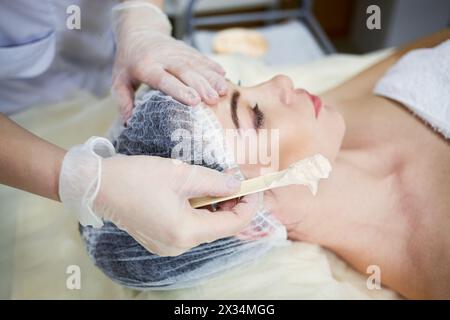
[163,0,450,54]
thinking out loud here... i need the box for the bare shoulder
[370,96,450,299]
[400,147,450,298]
[353,94,450,225]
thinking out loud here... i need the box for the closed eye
[252,103,265,130]
[230,90,264,131]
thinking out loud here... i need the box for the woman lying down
[80,30,450,299]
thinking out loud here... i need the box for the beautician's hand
[111,0,228,121]
[59,137,258,257]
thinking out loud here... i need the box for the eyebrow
[230,90,240,129]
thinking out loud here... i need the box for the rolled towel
[374,40,450,139]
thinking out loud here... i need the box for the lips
[301,90,322,118]
[293,88,322,118]
[310,94,322,118]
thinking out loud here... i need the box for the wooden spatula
[189,169,287,208]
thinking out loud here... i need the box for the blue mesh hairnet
[79,89,287,290]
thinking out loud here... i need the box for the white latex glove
[59,137,258,257]
[111,0,228,121]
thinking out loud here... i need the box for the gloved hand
[111,0,228,121]
[59,137,258,257]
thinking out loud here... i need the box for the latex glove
[111,0,228,121]
[59,137,258,257]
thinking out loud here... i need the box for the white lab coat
[0,0,118,114]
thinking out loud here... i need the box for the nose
[270,75,294,105]
[271,75,294,90]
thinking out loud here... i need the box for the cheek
[224,129,271,178]
[277,118,319,168]
[276,107,345,167]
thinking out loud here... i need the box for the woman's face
[209,75,346,178]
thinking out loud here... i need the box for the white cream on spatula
[190,154,332,208]
[267,154,332,195]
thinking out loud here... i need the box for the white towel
[374,40,450,139]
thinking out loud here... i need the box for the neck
[280,137,417,296]
[303,102,404,249]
